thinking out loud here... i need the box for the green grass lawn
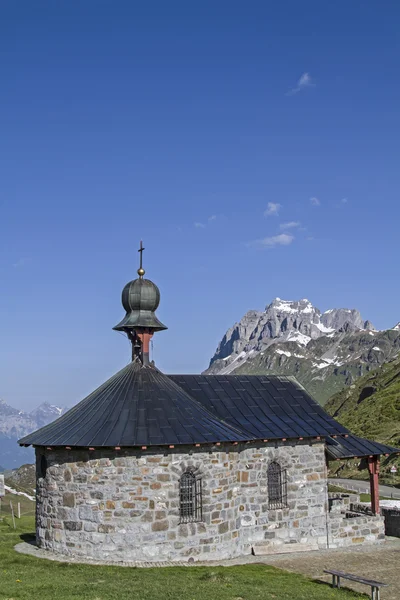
[0,490,35,519]
[0,517,367,600]
[357,493,392,502]
[328,484,391,503]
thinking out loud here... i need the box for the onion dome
[113,277,167,332]
[113,240,167,333]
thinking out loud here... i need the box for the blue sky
[1,1,400,410]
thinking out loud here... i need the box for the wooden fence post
[10,501,16,529]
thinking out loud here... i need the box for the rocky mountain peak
[0,399,23,418]
[0,399,65,469]
[29,402,65,428]
[321,308,374,332]
[204,297,400,408]
[206,297,377,376]
[29,402,64,417]
[268,297,317,314]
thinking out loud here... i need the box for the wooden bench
[324,569,388,599]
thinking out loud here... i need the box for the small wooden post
[368,456,380,515]
[17,502,21,519]
[10,501,16,529]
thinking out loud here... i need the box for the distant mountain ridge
[0,400,65,469]
[205,298,400,404]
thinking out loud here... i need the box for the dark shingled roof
[170,375,400,458]
[325,434,400,460]
[168,374,349,439]
[18,363,246,447]
[18,366,400,458]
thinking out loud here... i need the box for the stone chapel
[19,247,400,563]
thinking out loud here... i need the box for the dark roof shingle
[18,366,400,458]
[168,374,349,439]
[326,434,400,460]
[18,363,245,447]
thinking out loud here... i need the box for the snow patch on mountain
[313,357,343,370]
[287,331,311,346]
[4,484,35,502]
[0,401,67,469]
[0,401,66,437]
[276,349,292,357]
[315,322,335,334]
[207,298,377,374]
[205,297,400,406]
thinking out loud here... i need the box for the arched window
[179,470,202,523]
[267,462,287,509]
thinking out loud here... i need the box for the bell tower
[113,242,167,365]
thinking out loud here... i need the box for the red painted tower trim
[137,331,153,366]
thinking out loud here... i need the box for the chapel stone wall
[35,441,333,562]
[328,513,384,547]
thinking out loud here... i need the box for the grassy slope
[1,485,35,518]
[5,464,36,491]
[2,468,36,519]
[325,356,400,483]
[0,517,365,600]
[325,355,400,446]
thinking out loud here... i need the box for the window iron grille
[267,461,287,509]
[179,471,202,523]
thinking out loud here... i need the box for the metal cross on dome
[137,240,145,277]
[138,240,145,265]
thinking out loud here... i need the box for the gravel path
[260,538,400,600]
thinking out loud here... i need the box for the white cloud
[299,72,312,87]
[253,233,294,248]
[195,215,217,228]
[310,197,320,206]
[341,197,348,204]
[280,221,300,230]
[264,202,281,217]
[287,72,315,96]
